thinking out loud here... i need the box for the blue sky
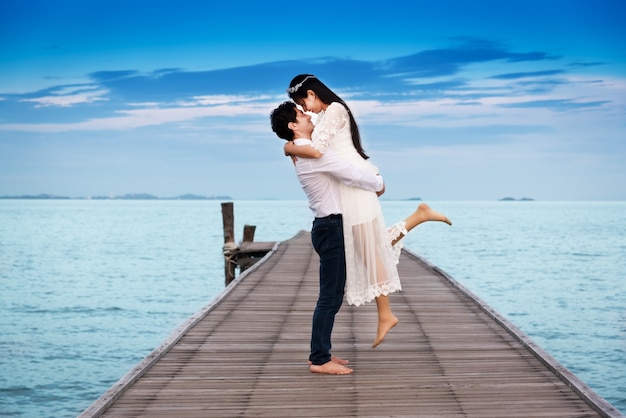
[1,0,625,200]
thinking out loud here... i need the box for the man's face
[294,108,314,136]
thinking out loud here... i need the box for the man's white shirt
[292,138,383,218]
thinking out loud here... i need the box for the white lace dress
[312,102,403,306]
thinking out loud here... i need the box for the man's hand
[284,141,294,156]
[284,141,298,165]
[376,181,385,197]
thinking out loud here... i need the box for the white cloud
[21,89,109,107]
[0,100,273,132]
[185,94,274,106]
[349,74,625,131]
[4,74,623,139]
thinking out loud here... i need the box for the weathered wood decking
[81,231,621,417]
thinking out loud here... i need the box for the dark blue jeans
[309,215,346,365]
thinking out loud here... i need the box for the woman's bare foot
[310,361,353,375]
[372,315,399,348]
[308,355,349,366]
[415,203,452,225]
[409,203,451,228]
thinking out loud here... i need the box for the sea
[0,199,624,417]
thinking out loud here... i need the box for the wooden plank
[237,241,276,253]
[80,231,622,418]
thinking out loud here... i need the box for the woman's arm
[284,141,322,159]
[284,103,348,159]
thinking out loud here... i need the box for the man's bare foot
[330,355,349,365]
[310,361,353,375]
[372,315,399,348]
[308,355,349,366]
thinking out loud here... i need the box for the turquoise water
[0,200,624,417]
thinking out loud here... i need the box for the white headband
[286,75,316,94]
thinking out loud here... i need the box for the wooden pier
[80,231,622,417]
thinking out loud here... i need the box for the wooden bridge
[80,231,622,417]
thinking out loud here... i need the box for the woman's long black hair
[287,74,369,160]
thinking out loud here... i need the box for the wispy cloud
[1,101,271,132]
[384,38,558,79]
[0,39,619,134]
[499,99,610,110]
[21,88,109,107]
[490,70,567,80]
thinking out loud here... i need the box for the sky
[1,0,625,201]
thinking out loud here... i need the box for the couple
[270,74,451,375]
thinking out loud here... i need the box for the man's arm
[308,148,384,193]
[285,141,322,159]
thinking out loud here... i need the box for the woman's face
[300,90,322,113]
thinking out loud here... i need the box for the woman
[285,74,450,348]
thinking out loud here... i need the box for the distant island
[0,193,232,200]
[1,194,538,202]
[499,197,535,201]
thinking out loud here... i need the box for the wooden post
[221,202,235,247]
[242,225,256,243]
[220,203,273,286]
[221,202,236,285]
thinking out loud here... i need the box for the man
[270,101,385,375]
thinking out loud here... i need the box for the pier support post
[220,203,274,286]
[242,225,256,243]
[221,202,237,285]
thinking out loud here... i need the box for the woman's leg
[372,248,399,348]
[391,203,451,246]
[372,203,451,348]
[372,294,398,348]
[351,222,399,348]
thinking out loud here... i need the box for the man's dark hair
[270,101,297,141]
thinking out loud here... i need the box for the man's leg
[309,216,352,375]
